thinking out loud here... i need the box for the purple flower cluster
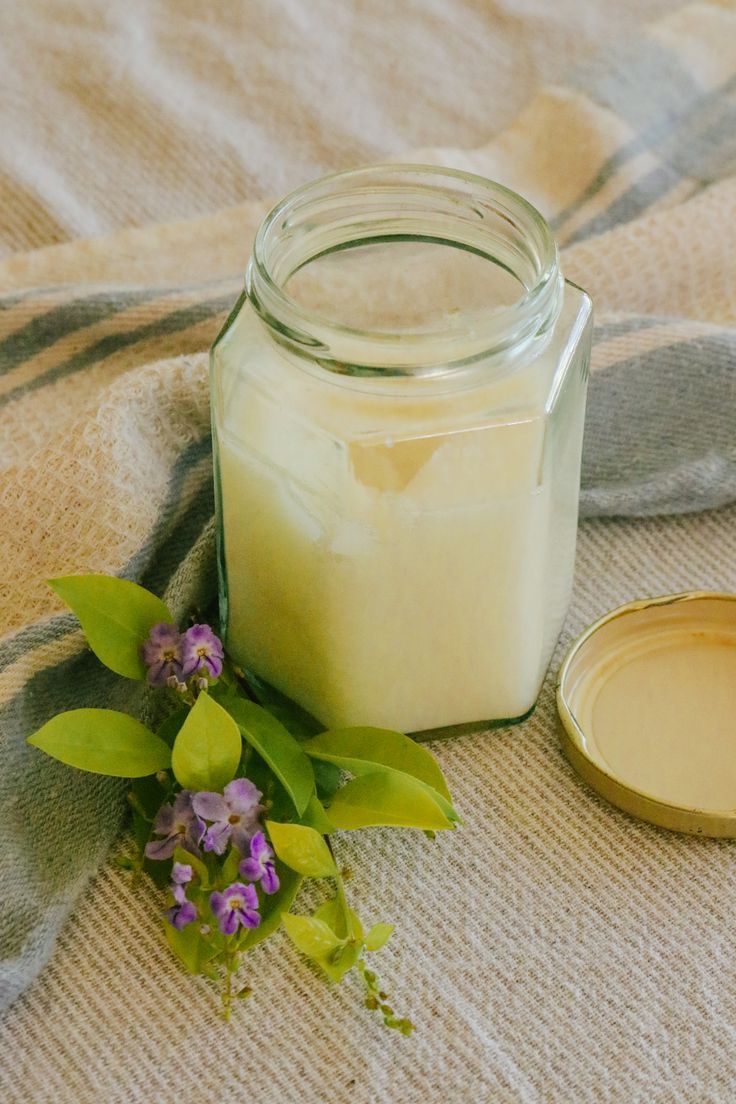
[167,862,197,930]
[141,622,224,688]
[210,884,260,934]
[203,832,279,935]
[145,780,263,860]
[240,832,279,895]
[145,790,204,861]
[146,781,280,934]
[193,779,263,855]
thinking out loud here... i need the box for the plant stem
[221,939,236,1022]
[130,849,144,888]
[326,837,355,940]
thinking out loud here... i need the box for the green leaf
[129,774,167,851]
[266,821,336,877]
[303,726,452,801]
[171,692,241,791]
[164,917,220,975]
[247,673,323,740]
[321,939,363,982]
[173,845,210,890]
[220,845,241,886]
[48,574,172,680]
[365,923,394,952]
[208,678,239,708]
[157,707,190,748]
[27,709,171,777]
[282,914,341,960]
[308,900,364,981]
[313,759,342,801]
[239,866,302,951]
[246,755,295,825]
[313,897,364,942]
[130,773,166,818]
[299,796,335,834]
[226,698,314,816]
[143,856,172,889]
[327,771,453,831]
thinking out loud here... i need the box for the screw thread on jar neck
[246,164,563,383]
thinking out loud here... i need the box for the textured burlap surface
[4,505,736,1104]
[0,0,674,258]
[1,2,735,1101]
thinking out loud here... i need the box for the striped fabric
[1,0,735,1026]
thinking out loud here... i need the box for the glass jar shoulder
[212,283,591,443]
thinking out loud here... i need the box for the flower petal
[203,654,223,680]
[146,660,169,688]
[151,802,175,835]
[209,891,226,918]
[171,862,192,885]
[167,899,197,930]
[145,834,177,861]
[179,901,197,927]
[203,821,231,854]
[219,909,239,936]
[231,824,258,854]
[249,831,269,862]
[173,790,195,818]
[242,908,261,929]
[141,640,163,665]
[224,778,261,814]
[182,624,213,646]
[192,791,229,821]
[185,816,206,851]
[179,654,199,678]
[239,857,261,882]
[238,883,259,909]
[150,623,182,646]
[261,864,280,895]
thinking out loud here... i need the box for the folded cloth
[1,0,736,1020]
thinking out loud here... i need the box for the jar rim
[246,163,563,378]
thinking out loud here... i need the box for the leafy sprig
[27,574,459,1030]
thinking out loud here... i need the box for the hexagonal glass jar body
[211,166,592,737]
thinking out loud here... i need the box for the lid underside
[557,592,736,837]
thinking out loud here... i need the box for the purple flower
[210,883,260,935]
[167,890,197,930]
[239,831,280,895]
[180,624,224,681]
[145,791,204,861]
[192,778,263,855]
[141,623,183,688]
[167,864,197,930]
[171,861,193,885]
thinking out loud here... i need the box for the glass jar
[210,165,592,737]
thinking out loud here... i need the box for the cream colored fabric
[5,505,736,1104]
[2,1,736,1101]
[0,0,674,258]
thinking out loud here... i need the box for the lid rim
[556,590,736,835]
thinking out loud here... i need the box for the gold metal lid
[556,592,736,837]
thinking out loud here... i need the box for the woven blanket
[1,3,736,1102]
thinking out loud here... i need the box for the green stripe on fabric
[581,332,736,517]
[0,290,158,375]
[569,36,700,131]
[565,86,736,244]
[551,70,736,234]
[0,275,240,375]
[564,163,683,245]
[0,294,233,409]
[592,316,671,342]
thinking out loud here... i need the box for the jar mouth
[246,164,562,378]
